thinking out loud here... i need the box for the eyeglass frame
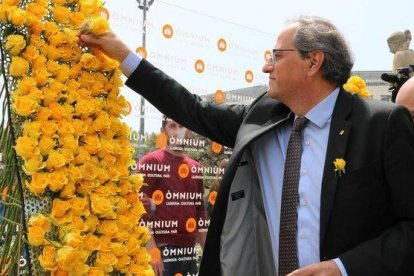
[266,48,297,66]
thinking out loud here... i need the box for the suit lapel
[319,90,353,246]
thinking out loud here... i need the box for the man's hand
[78,29,130,62]
[287,260,342,276]
[141,193,155,213]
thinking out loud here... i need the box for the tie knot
[292,116,307,132]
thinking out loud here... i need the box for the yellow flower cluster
[343,75,371,98]
[2,0,153,275]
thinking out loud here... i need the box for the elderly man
[396,77,414,122]
[79,16,414,276]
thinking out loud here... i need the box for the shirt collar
[301,88,340,129]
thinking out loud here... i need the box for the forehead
[275,24,298,48]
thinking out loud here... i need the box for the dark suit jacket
[127,59,414,275]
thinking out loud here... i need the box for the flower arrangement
[343,75,371,98]
[333,158,346,177]
[0,0,153,275]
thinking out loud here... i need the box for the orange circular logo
[125,101,132,115]
[245,70,254,83]
[136,46,147,59]
[264,50,272,62]
[178,163,190,179]
[211,142,223,154]
[149,247,162,264]
[175,274,183,276]
[194,59,205,73]
[152,190,164,205]
[214,90,224,104]
[162,24,174,39]
[185,217,197,233]
[99,7,110,20]
[208,191,217,205]
[217,38,227,52]
[155,133,168,149]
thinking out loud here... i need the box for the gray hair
[288,16,354,85]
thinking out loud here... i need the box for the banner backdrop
[105,0,274,274]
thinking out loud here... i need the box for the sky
[155,0,414,71]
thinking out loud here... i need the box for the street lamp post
[136,0,154,156]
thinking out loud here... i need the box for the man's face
[162,119,189,148]
[262,24,309,102]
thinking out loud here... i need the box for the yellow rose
[3,0,20,6]
[48,169,69,192]
[12,96,38,116]
[52,5,71,24]
[25,172,49,196]
[333,158,346,177]
[55,65,71,83]
[82,135,101,154]
[79,53,101,71]
[5,34,26,55]
[108,242,128,258]
[87,267,105,276]
[23,154,45,175]
[126,236,140,256]
[0,4,7,21]
[99,235,112,252]
[32,68,50,86]
[29,213,51,230]
[116,197,130,214]
[26,16,45,35]
[69,197,89,217]
[15,136,39,159]
[8,7,26,26]
[70,11,85,27]
[74,147,91,165]
[57,120,75,136]
[77,180,99,196]
[96,220,118,238]
[79,161,99,180]
[84,234,101,251]
[38,136,56,156]
[38,246,58,271]
[51,199,71,218]
[56,246,85,272]
[28,226,48,246]
[46,150,67,170]
[116,214,134,231]
[59,181,76,199]
[41,121,58,137]
[49,102,68,121]
[95,251,118,273]
[75,98,96,116]
[113,255,130,271]
[26,2,47,18]
[87,16,109,36]
[90,193,116,218]
[22,120,41,139]
[129,174,144,190]
[9,56,29,77]
[84,214,99,233]
[35,107,51,122]
[21,45,40,63]
[62,230,85,248]
[128,264,154,276]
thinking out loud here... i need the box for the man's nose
[262,63,273,73]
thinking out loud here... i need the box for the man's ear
[307,50,324,75]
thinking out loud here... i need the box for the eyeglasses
[266,48,297,66]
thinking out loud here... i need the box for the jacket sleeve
[125,59,247,148]
[339,105,414,275]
